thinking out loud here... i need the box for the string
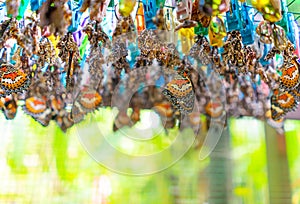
[287,0,296,7]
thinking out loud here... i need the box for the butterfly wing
[163,72,195,115]
[78,86,102,113]
[0,64,30,96]
[271,89,298,121]
[23,96,52,126]
[1,94,17,120]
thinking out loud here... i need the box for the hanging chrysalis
[6,0,20,17]
[39,0,72,35]
[135,0,146,33]
[273,25,287,51]
[57,32,81,92]
[256,20,274,44]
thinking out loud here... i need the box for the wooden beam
[265,123,292,204]
[208,125,232,204]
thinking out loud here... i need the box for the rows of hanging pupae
[0,0,299,134]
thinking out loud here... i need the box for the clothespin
[100,0,111,19]
[178,27,195,54]
[142,0,157,29]
[293,22,300,58]
[73,14,89,45]
[240,3,254,45]
[30,0,46,11]
[225,1,254,45]
[135,0,146,33]
[208,16,226,47]
[163,0,176,31]
[199,0,229,16]
[286,13,296,45]
[175,0,192,23]
[194,23,208,36]
[225,0,242,31]
[0,2,6,23]
[157,0,166,8]
[276,0,295,45]
[127,43,140,67]
[119,0,137,17]
[275,0,288,31]
[17,0,30,20]
[101,0,118,38]
[68,0,83,33]
[164,0,176,11]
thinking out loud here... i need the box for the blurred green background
[1,108,300,204]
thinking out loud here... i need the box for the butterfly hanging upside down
[0,63,30,97]
[271,88,299,121]
[162,70,195,115]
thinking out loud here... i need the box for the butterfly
[77,85,102,113]
[205,99,225,119]
[45,92,74,132]
[23,96,52,126]
[0,64,30,96]
[70,85,102,123]
[24,96,48,116]
[162,70,195,115]
[271,89,298,121]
